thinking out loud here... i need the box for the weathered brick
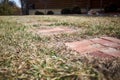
[100,48,120,57]
[65,40,104,53]
[77,44,104,53]
[66,40,92,47]
[36,27,76,35]
[91,38,120,49]
[39,27,64,33]
[101,37,120,44]
[88,51,113,58]
[65,37,120,59]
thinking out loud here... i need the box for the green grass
[0,16,120,80]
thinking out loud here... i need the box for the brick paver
[65,37,120,59]
[24,22,55,26]
[35,27,76,35]
[88,51,113,58]
[101,37,120,44]
[100,48,120,57]
[90,38,120,49]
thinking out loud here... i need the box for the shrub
[0,4,15,15]
[47,11,54,15]
[61,8,71,14]
[72,6,81,14]
[35,11,44,15]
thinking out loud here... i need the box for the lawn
[0,15,120,80]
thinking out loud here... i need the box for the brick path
[65,37,120,59]
[24,22,54,26]
[35,27,76,35]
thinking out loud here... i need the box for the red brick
[77,44,105,53]
[88,51,113,58]
[38,27,63,33]
[100,48,120,57]
[91,38,120,49]
[101,37,120,44]
[37,27,76,35]
[75,45,96,53]
[65,40,93,48]
[65,40,105,53]
[65,37,120,59]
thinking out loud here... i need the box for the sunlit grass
[0,16,120,80]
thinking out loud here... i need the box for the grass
[0,15,120,80]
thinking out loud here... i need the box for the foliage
[35,11,44,15]
[47,11,54,15]
[8,0,16,6]
[72,6,81,14]
[61,8,71,14]
[61,6,81,14]
[0,0,19,15]
[0,4,15,15]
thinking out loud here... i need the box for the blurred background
[0,0,120,15]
